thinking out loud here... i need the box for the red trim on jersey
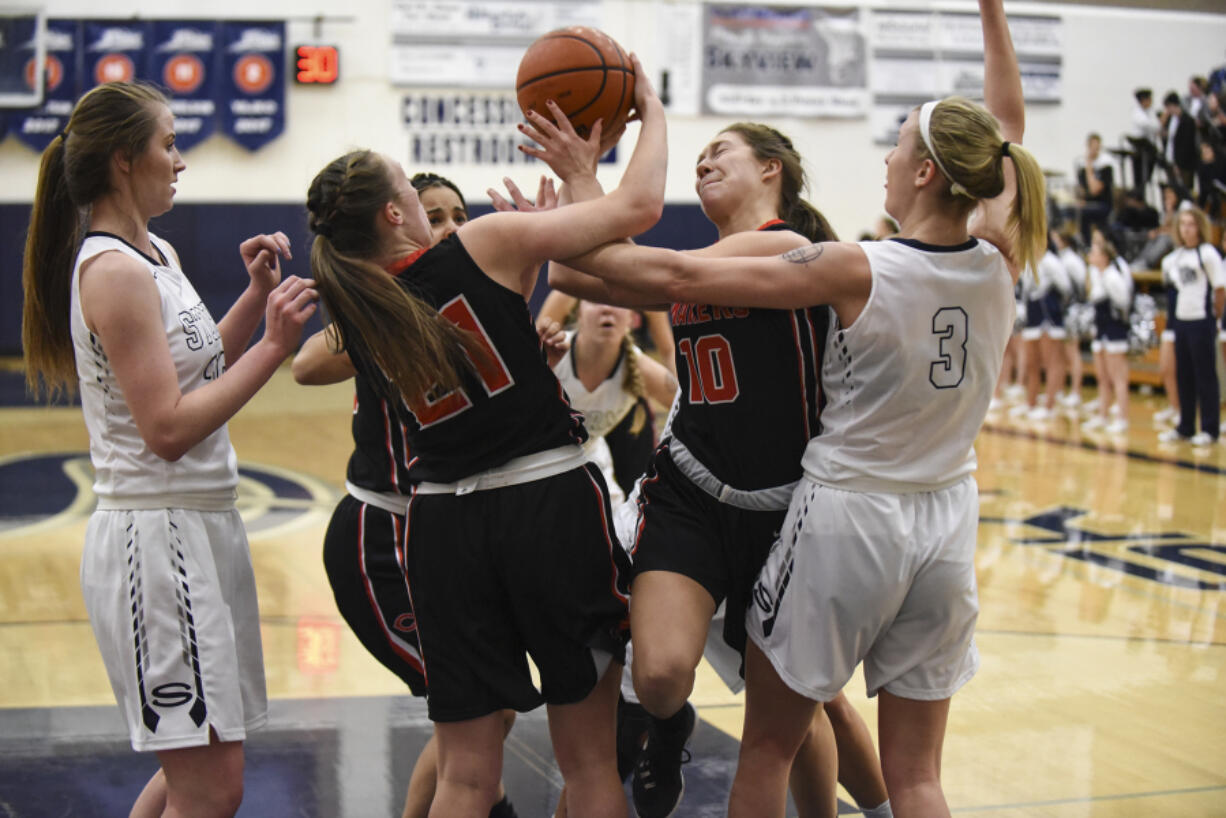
[387,248,430,276]
[757,218,786,231]
[581,465,629,605]
[788,311,812,443]
[382,399,398,492]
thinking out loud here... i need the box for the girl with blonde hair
[540,1,1045,814]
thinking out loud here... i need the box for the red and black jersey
[343,252,426,494]
[345,372,419,493]
[668,221,828,490]
[341,234,586,484]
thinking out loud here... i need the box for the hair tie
[918,100,971,198]
[1000,140,1011,158]
[59,130,68,142]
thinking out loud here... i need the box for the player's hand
[488,176,558,213]
[628,53,660,123]
[263,275,318,354]
[536,316,569,368]
[240,231,292,293]
[518,99,602,180]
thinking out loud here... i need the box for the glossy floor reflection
[1,367,1224,816]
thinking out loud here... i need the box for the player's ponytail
[920,96,1047,274]
[307,150,480,405]
[22,81,167,402]
[618,331,649,436]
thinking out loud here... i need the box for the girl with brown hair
[305,56,666,818]
[541,1,1045,814]
[21,81,317,817]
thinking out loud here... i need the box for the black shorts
[628,446,786,658]
[324,494,427,695]
[404,463,631,722]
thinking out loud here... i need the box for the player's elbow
[291,356,321,386]
[146,432,191,463]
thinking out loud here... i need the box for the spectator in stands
[1187,76,1209,122]
[1129,88,1160,193]
[1196,141,1226,217]
[1114,187,1160,262]
[1075,132,1114,244]
[1160,91,1198,192]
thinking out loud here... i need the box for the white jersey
[1162,243,1224,322]
[801,238,1014,493]
[552,331,640,442]
[71,232,238,505]
[1059,247,1088,302]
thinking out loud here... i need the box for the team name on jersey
[670,303,750,327]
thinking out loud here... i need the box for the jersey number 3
[408,295,514,428]
[679,334,740,404]
[929,307,968,389]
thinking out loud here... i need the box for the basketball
[516,27,635,140]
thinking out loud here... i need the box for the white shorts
[1021,325,1067,341]
[81,507,267,752]
[747,477,980,703]
[1091,339,1130,354]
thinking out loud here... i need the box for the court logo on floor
[986,504,1226,591]
[0,452,337,537]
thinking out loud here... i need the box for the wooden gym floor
[0,362,1223,817]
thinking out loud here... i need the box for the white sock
[861,800,893,818]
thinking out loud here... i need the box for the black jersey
[342,234,586,484]
[344,371,418,493]
[668,221,828,490]
[343,253,424,494]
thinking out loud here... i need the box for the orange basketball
[516,27,635,140]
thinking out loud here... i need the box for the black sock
[654,703,692,738]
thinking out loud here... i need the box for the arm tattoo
[782,243,824,264]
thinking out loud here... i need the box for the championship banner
[12,19,80,153]
[148,21,219,152]
[219,21,284,151]
[701,4,867,118]
[83,20,150,89]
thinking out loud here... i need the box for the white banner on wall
[390,0,600,39]
[869,8,1062,144]
[390,0,601,87]
[701,4,868,118]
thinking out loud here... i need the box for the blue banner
[83,20,149,90]
[220,21,284,152]
[12,19,80,153]
[148,21,219,152]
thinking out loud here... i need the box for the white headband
[918,100,970,198]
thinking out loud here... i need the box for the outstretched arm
[970,0,1025,272]
[980,0,1023,143]
[565,240,871,316]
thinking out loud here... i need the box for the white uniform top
[1059,247,1088,302]
[1088,258,1133,312]
[1162,243,1224,322]
[71,232,238,506]
[801,238,1014,493]
[552,331,640,442]
[1022,250,1069,302]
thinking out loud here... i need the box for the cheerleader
[1053,229,1091,410]
[1157,205,1224,445]
[1081,240,1133,435]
